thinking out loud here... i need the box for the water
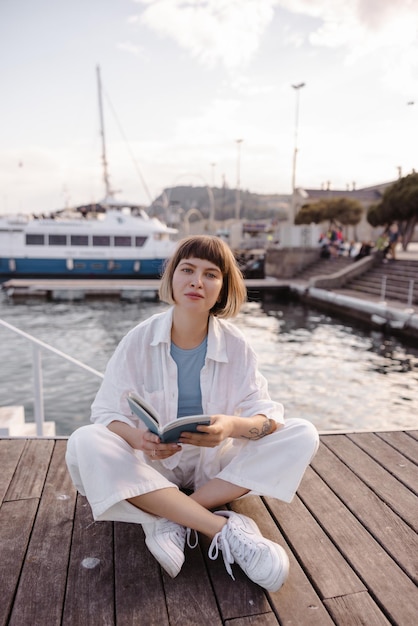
[1,293,417,435]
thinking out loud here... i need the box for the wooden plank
[0,439,25,504]
[406,430,418,442]
[200,531,273,623]
[377,430,418,464]
[321,434,417,530]
[163,543,224,626]
[8,441,77,626]
[264,492,365,598]
[62,495,115,626]
[298,464,418,625]
[231,497,335,626]
[311,442,418,583]
[324,591,391,626]
[0,499,38,626]
[114,521,169,626]
[225,614,280,626]
[347,431,418,494]
[5,438,54,501]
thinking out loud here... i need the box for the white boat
[0,205,177,279]
[0,67,177,280]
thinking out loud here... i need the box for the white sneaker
[143,518,188,578]
[208,511,289,592]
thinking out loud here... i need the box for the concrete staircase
[295,256,353,281]
[344,259,418,306]
[0,405,56,437]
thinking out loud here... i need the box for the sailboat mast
[96,65,112,201]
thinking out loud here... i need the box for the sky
[1,0,417,215]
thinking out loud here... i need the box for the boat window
[93,235,111,247]
[71,235,89,246]
[26,234,45,245]
[135,236,147,247]
[153,233,169,241]
[114,236,132,247]
[48,234,67,246]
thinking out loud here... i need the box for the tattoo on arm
[242,417,274,440]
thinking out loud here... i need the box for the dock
[1,430,417,625]
[1,277,290,301]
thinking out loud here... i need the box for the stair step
[0,406,25,436]
[0,405,56,437]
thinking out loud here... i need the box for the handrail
[0,318,104,436]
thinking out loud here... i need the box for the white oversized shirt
[91,306,284,473]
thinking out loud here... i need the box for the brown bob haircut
[159,235,246,318]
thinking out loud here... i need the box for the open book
[127,391,211,443]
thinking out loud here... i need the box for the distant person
[66,235,319,592]
[353,241,374,262]
[319,232,331,258]
[376,231,390,262]
[388,223,401,260]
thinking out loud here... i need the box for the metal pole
[96,65,112,201]
[407,279,414,308]
[32,344,45,437]
[380,275,387,302]
[290,82,305,223]
[235,139,243,220]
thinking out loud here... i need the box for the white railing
[0,318,104,436]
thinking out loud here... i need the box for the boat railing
[0,318,104,436]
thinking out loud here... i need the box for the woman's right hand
[141,430,182,461]
[107,421,181,460]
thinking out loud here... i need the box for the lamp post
[235,139,243,220]
[290,82,305,223]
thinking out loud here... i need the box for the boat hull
[0,256,167,279]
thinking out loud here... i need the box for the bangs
[177,236,230,273]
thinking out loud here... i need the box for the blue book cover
[127,391,210,443]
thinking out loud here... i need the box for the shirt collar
[150,307,228,363]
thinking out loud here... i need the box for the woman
[66,235,319,592]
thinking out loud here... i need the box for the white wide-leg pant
[66,418,319,525]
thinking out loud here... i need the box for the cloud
[117,41,146,57]
[132,0,417,82]
[133,0,277,69]
[277,0,417,57]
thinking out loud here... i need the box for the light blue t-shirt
[170,336,207,418]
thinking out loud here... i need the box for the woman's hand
[107,421,181,460]
[178,414,234,448]
[178,413,279,447]
[142,430,182,461]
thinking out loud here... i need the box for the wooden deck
[1,431,417,626]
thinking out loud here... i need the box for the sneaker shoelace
[159,519,198,550]
[208,525,236,580]
[186,527,199,549]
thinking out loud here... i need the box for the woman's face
[172,257,223,313]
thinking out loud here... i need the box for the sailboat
[0,67,177,279]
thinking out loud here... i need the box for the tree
[366,172,418,248]
[295,197,363,230]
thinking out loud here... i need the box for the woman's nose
[190,274,202,287]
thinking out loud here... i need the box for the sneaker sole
[144,535,184,578]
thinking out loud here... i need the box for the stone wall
[265,247,320,278]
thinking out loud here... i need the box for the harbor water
[0,292,417,435]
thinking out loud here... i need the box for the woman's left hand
[178,414,234,447]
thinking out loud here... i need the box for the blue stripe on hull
[0,257,166,278]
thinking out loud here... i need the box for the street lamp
[290,82,306,222]
[235,139,243,220]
